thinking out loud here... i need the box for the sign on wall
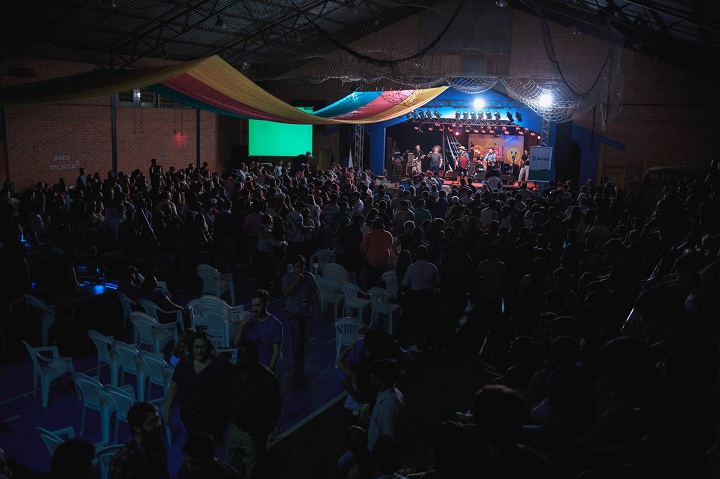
[49,154,80,171]
[529,146,553,182]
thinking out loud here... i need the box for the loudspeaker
[444,171,458,180]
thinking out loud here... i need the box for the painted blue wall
[571,124,624,185]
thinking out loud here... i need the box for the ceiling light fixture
[495,0,508,7]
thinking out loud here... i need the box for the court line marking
[268,391,347,448]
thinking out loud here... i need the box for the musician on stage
[428,145,444,176]
[457,146,470,179]
[483,147,498,167]
[413,145,427,172]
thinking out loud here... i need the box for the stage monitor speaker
[444,171,458,180]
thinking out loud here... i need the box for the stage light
[439,126,445,131]
[412,111,418,119]
[515,112,523,122]
[463,111,469,120]
[473,129,479,133]
[530,131,536,136]
[486,111,492,120]
[539,93,553,107]
[470,111,477,120]
[427,126,434,131]
[473,98,485,109]
[455,111,461,120]
[495,0,507,7]
[433,110,441,118]
[465,127,470,132]
[405,113,412,120]
[434,122,441,127]
[452,123,457,128]
[494,111,501,120]
[455,130,460,136]
[480,129,486,134]
[506,111,514,122]
[518,129,524,135]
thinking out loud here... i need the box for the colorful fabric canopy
[0,55,446,124]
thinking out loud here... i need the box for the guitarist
[413,145,427,172]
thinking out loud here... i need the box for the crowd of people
[3,154,720,478]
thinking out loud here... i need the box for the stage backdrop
[529,146,554,182]
[468,134,524,164]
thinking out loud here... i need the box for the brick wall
[1,57,219,191]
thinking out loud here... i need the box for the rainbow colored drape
[0,55,446,124]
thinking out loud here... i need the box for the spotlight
[470,111,477,120]
[494,111,501,120]
[433,110,441,119]
[455,111,461,120]
[434,122,441,127]
[454,130,460,136]
[506,111,514,122]
[215,15,225,28]
[480,129,486,134]
[530,131,536,136]
[452,123,457,128]
[495,0,508,7]
[473,129,479,133]
[427,126,434,131]
[439,126,445,131]
[463,111,469,120]
[515,112,523,122]
[465,128,470,132]
[486,111,492,120]
[473,98,485,109]
[539,93,553,107]
[518,129,524,135]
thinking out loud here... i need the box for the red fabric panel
[332,90,413,120]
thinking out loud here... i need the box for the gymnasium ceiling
[0,0,717,79]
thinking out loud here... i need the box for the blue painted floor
[0,277,348,478]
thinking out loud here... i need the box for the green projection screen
[248,107,313,157]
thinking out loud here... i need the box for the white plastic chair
[87,330,120,385]
[73,372,115,444]
[131,311,176,355]
[22,340,75,408]
[138,298,185,333]
[104,384,171,445]
[24,293,55,347]
[185,298,205,329]
[197,264,235,306]
[203,306,234,348]
[111,341,147,394]
[316,277,343,319]
[341,282,370,322]
[333,317,365,368]
[323,263,351,285]
[37,426,75,457]
[96,444,124,479]
[311,248,336,275]
[116,291,138,338]
[104,384,136,444]
[199,294,233,315]
[138,351,173,402]
[368,287,401,335]
[381,271,399,299]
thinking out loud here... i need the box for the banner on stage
[529,146,553,182]
[468,134,524,164]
